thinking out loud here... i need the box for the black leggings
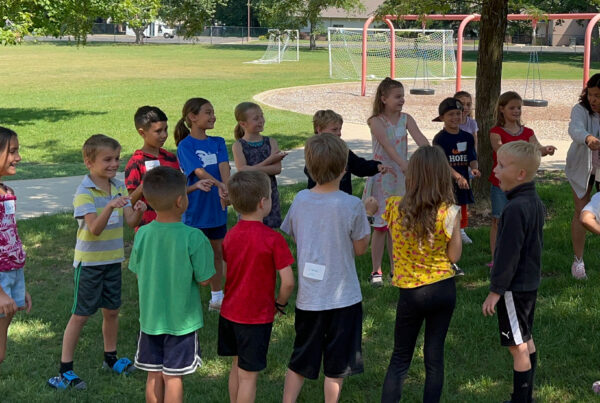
[381,278,456,403]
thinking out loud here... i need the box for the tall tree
[256,0,363,49]
[0,0,35,44]
[160,0,227,38]
[110,0,161,44]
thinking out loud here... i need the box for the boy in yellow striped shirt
[48,134,146,390]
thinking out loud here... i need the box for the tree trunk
[473,0,508,200]
[134,28,144,44]
[309,20,316,50]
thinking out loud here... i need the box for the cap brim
[432,116,442,122]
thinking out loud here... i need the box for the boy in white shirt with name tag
[281,133,372,403]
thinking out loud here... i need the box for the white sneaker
[460,229,473,244]
[571,257,587,280]
[208,299,222,312]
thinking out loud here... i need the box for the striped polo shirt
[73,175,130,268]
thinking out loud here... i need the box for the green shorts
[72,263,122,316]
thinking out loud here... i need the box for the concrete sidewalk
[7,122,570,220]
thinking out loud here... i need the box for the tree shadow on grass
[0,108,107,127]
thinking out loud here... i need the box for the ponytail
[234,101,261,141]
[174,118,189,146]
[175,97,212,146]
[234,123,245,140]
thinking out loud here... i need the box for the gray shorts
[71,263,122,316]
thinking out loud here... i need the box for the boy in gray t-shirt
[281,133,371,403]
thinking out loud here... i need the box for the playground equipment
[523,21,548,107]
[245,29,299,64]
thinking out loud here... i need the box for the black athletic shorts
[217,315,273,372]
[497,290,537,346]
[71,263,121,316]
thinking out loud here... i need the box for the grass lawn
[0,176,599,402]
[1,42,599,180]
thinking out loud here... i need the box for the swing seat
[410,88,435,95]
[523,99,548,107]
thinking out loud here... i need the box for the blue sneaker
[47,370,87,390]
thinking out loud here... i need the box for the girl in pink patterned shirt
[0,126,31,366]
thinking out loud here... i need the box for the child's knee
[508,343,530,357]
[102,308,119,320]
[69,314,90,326]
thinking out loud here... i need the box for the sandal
[102,357,136,375]
[47,370,87,390]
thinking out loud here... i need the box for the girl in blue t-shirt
[175,97,230,312]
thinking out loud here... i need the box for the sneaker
[571,257,587,280]
[593,380,600,394]
[208,299,222,312]
[460,229,473,244]
[452,263,465,276]
[369,273,383,287]
[48,370,87,390]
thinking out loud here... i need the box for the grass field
[1,43,599,180]
[0,177,599,402]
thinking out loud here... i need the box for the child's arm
[187,179,214,194]
[123,201,147,228]
[128,185,144,205]
[275,266,295,312]
[84,196,131,236]
[529,135,556,156]
[490,131,503,152]
[232,139,287,176]
[450,168,470,189]
[347,149,383,177]
[581,210,600,234]
[218,161,231,208]
[446,212,462,263]
[469,160,481,177]
[406,114,430,147]
[369,118,409,172]
[473,130,479,153]
[353,235,370,256]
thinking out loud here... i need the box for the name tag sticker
[144,160,160,171]
[3,200,15,215]
[203,153,218,166]
[456,142,467,152]
[107,210,120,225]
[303,262,326,281]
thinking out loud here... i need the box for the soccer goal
[328,27,456,81]
[246,29,299,64]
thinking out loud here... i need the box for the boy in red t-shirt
[220,170,295,403]
[125,106,211,229]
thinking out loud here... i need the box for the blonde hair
[454,91,473,118]
[312,110,343,134]
[369,77,404,122]
[305,133,348,185]
[228,171,271,214]
[398,146,455,243]
[82,134,120,162]
[497,140,541,182]
[494,91,523,127]
[174,98,211,146]
[234,102,262,140]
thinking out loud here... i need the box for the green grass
[2,42,600,180]
[1,176,600,402]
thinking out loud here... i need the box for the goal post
[245,29,299,64]
[328,27,456,81]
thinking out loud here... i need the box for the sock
[104,350,118,368]
[528,352,537,402]
[211,290,224,302]
[60,361,73,375]
[512,369,531,403]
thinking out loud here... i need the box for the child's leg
[527,338,537,402]
[0,313,15,364]
[61,314,90,362]
[571,186,592,260]
[508,343,531,371]
[370,229,387,275]
[282,369,305,403]
[236,365,259,403]
[102,308,119,353]
[324,377,344,403]
[508,343,532,403]
[209,238,224,293]
[146,371,165,403]
[163,374,183,403]
[229,356,240,402]
[386,231,394,275]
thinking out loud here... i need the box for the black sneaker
[452,263,465,276]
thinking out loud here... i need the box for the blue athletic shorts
[0,268,25,318]
[134,331,202,376]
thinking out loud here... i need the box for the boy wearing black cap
[433,98,481,274]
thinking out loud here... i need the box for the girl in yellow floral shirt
[381,145,462,403]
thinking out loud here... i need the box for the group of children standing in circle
[2,74,600,402]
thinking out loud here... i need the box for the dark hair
[579,73,600,115]
[0,126,18,157]
[453,90,472,99]
[134,106,168,131]
[142,166,187,211]
[174,98,211,145]
[82,134,121,162]
[228,171,271,214]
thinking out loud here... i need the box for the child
[482,141,544,403]
[175,97,230,312]
[281,133,371,403]
[219,170,295,403]
[125,106,212,230]
[129,166,215,403]
[305,109,389,196]
[364,78,429,286]
[0,127,32,367]
[48,134,147,390]
[489,92,556,266]
[231,102,287,228]
[432,98,481,260]
[381,145,461,403]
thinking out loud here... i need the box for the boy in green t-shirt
[129,166,215,403]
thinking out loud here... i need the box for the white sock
[211,290,224,302]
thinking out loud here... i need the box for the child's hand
[456,176,470,189]
[271,151,288,163]
[586,136,600,150]
[0,293,17,316]
[195,179,214,192]
[542,145,557,156]
[471,168,481,178]
[220,196,230,211]
[364,196,379,217]
[377,164,394,176]
[107,196,131,209]
[217,182,228,199]
[133,200,147,212]
[482,292,501,316]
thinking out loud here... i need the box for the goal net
[246,29,299,64]
[328,28,456,81]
